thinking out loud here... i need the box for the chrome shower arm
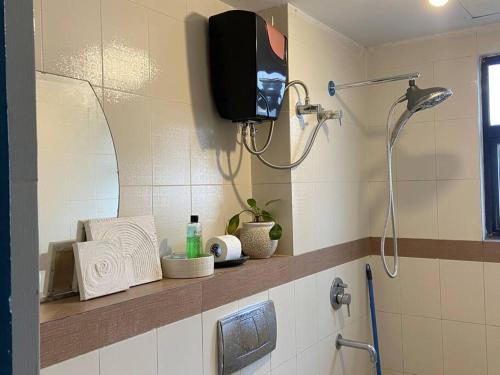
[328,72,420,96]
[336,334,377,364]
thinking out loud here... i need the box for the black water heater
[209,10,288,123]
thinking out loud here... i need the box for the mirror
[36,72,119,299]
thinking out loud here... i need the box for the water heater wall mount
[209,10,288,123]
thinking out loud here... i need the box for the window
[482,55,500,237]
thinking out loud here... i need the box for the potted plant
[227,198,282,259]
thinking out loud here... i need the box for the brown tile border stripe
[370,237,500,263]
[40,238,370,368]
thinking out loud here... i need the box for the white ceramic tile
[377,312,403,372]
[270,356,296,375]
[364,126,388,182]
[41,351,99,375]
[442,320,487,375]
[202,301,239,375]
[400,257,441,318]
[102,0,149,94]
[339,317,372,375]
[316,267,340,339]
[148,11,189,102]
[238,291,269,311]
[487,325,500,375]
[157,314,202,375]
[434,57,478,121]
[100,330,157,375]
[440,259,485,323]
[394,121,436,181]
[42,0,102,86]
[269,281,296,369]
[103,89,152,186]
[152,185,191,256]
[151,98,191,186]
[368,181,395,238]
[396,180,438,239]
[119,186,152,217]
[484,262,500,326]
[436,179,482,241]
[317,334,341,375]
[369,256,401,314]
[295,275,319,352]
[402,315,443,375]
[297,344,319,375]
[435,118,480,180]
[291,183,316,254]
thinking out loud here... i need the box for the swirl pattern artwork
[84,216,162,286]
[73,240,130,301]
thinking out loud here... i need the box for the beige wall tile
[269,281,297,369]
[401,257,441,318]
[41,351,99,375]
[297,344,319,375]
[104,90,152,186]
[431,29,477,61]
[152,185,190,256]
[437,179,482,241]
[477,23,500,55]
[440,259,485,323]
[157,314,202,375]
[396,180,438,239]
[202,301,239,375]
[317,334,340,375]
[402,315,443,375]
[340,317,373,375]
[365,126,389,182]
[487,325,500,375]
[119,185,152,217]
[368,181,395,238]
[316,268,340,339]
[484,262,500,326]
[133,0,187,21]
[100,330,157,375]
[151,98,192,186]
[370,256,401,314]
[42,0,102,86]
[435,118,480,180]
[442,320,487,375]
[33,0,43,71]
[295,275,319,352]
[377,312,404,372]
[148,11,189,103]
[434,57,478,121]
[270,356,297,375]
[395,121,436,181]
[102,0,149,95]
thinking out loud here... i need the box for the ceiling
[223,0,500,46]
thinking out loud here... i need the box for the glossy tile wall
[365,24,500,375]
[365,26,494,241]
[253,5,370,256]
[41,257,374,375]
[369,255,500,375]
[34,0,253,255]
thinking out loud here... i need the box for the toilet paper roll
[206,235,242,262]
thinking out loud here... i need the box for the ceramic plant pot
[239,222,278,259]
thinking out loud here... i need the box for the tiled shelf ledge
[40,238,370,368]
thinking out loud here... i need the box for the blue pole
[366,264,382,375]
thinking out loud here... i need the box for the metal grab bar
[336,334,378,364]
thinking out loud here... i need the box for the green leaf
[269,223,282,240]
[227,214,240,235]
[247,198,257,208]
[265,199,280,207]
[261,210,274,222]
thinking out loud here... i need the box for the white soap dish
[161,254,214,279]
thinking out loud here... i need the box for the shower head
[389,81,453,147]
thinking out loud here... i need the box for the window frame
[482,54,500,238]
